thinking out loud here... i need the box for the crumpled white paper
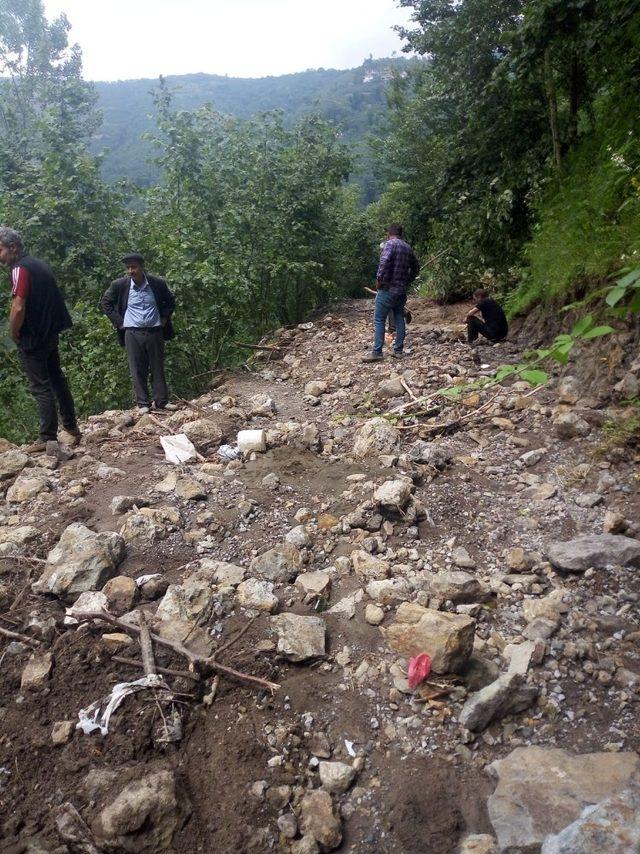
[77,674,169,735]
[160,433,197,464]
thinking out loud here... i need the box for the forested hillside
[1,0,639,446]
[93,58,415,196]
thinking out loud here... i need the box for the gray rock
[199,559,246,587]
[110,495,150,515]
[156,564,219,622]
[453,547,476,569]
[33,523,125,600]
[365,578,412,605]
[271,613,326,661]
[6,474,49,503]
[353,417,399,459]
[377,376,406,398]
[286,524,312,549]
[20,652,53,690]
[459,672,538,732]
[365,603,385,625]
[250,542,301,583]
[574,492,603,508]
[304,380,328,397]
[319,761,356,794]
[547,534,640,572]
[0,525,40,557]
[520,449,546,467]
[351,550,390,581]
[407,440,453,468]
[459,835,498,854]
[236,578,278,612]
[0,449,29,482]
[487,747,640,853]
[94,770,180,851]
[541,783,640,854]
[554,412,591,439]
[421,569,487,604]
[296,571,331,598]
[373,478,412,511]
[614,371,639,399]
[298,789,342,850]
[182,418,223,450]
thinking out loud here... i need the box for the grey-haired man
[0,226,79,453]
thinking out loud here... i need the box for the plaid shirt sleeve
[376,241,394,281]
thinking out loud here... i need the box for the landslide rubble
[0,297,639,853]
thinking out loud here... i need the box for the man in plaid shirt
[363,224,419,362]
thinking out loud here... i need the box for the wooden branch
[75,610,280,693]
[112,656,199,682]
[0,625,40,647]
[138,611,156,676]
[213,616,257,660]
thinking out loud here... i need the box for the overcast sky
[42,0,415,82]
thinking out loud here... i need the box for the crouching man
[466,288,508,345]
[101,253,177,415]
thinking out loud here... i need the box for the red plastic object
[407,653,432,690]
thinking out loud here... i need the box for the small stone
[51,721,74,745]
[21,652,53,690]
[236,579,278,613]
[365,604,385,626]
[386,603,475,674]
[453,546,476,569]
[271,613,326,662]
[319,761,356,794]
[102,575,137,615]
[277,813,298,839]
[295,571,331,598]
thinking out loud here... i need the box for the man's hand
[9,295,26,343]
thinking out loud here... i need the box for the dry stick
[191,368,224,380]
[75,610,280,692]
[400,378,419,402]
[112,656,199,682]
[0,625,40,647]
[138,611,156,676]
[213,616,257,660]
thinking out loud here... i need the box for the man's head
[386,224,404,239]
[472,288,489,304]
[121,252,145,284]
[0,227,24,267]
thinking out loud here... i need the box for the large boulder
[353,417,399,459]
[33,523,125,600]
[385,602,475,674]
[541,782,640,854]
[547,534,640,573]
[487,747,640,853]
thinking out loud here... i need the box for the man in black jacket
[0,226,79,454]
[466,288,508,345]
[101,253,176,414]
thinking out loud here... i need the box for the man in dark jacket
[0,226,79,454]
[465,288,508,344]
[101,253,176,414]
[363,224,420,362]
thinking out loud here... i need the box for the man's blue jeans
[373,289,406,354]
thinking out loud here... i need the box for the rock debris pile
[0,298,639,852]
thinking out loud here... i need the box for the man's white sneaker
[135,406,151,416]
[154,402,178,411]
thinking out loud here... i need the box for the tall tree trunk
[567,51,581,150]
[544,49,562,170]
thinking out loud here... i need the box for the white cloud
[42,0,415,81]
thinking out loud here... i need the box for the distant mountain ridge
[92,57,415,197]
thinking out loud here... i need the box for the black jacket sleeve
[100,280,124,329]
[155,278,176,318]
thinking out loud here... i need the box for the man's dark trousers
[17,337,77,441]
[467,316,504,344]
[124,327,169,407]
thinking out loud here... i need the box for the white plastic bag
[77,674,168,735]
[160,433,197,464]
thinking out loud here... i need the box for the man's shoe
[24,441,47,454]
[362,353,383,363]
[135,406,151,416]
[154,402,178,411]
[392,350,405,359]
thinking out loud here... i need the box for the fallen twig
[213,616,257,660]
[75,610,279,693]
[112,656,199,682]
[0,625,40,647]
[138,611,156,676]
